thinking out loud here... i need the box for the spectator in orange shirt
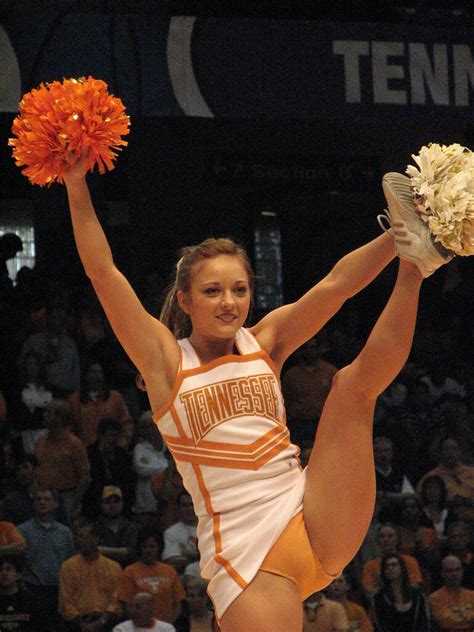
[118,528,185,624]
[69,362,131,448]
[325,572,373,632]
[302,591,349,631]
[429,554,474,631]
[362,523,422,598]
[59,518,122,630]
[34,399,91,521]
[0,521,25,557]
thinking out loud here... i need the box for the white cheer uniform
[153,328,306,619]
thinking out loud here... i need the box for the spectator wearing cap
[118,528,185,625]
[83,418,136,519]
[96,485,140,567]
[59,518,122,630]
[113,592,176,632]
[0,555,40,631]
[34,399,91,521]
[18,487,74,631]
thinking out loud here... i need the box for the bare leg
[325,232,395,302]
[220,571,303,632]
[303,260,423,575]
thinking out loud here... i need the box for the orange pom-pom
[8,76,130,187]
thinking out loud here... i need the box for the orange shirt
[59,554,122,620]
[69,390,131,447]
[303,595,349,632]
[362,554,422,592]
[118,560,185,623]
[428,586,474,631]
[35,429,90,491]
[0,521,25,547]
[344,601,373,632]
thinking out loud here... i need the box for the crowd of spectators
[1,251,474,630]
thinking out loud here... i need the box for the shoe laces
[377,209,414,245]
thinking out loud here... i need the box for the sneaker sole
[382,172,420,234]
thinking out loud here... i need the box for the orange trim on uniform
[165,439,289,463]
[244,329,280,380]
[191,463,248,590]
[152,376,183,424]
[163,424,288,452]
[164,430,291,470]
[191,463,214,516]
[169,404,188,439]
[215,554,248,589]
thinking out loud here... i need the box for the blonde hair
[136,237,254,391]
[160,237,255,339]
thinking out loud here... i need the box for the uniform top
[152,328,306,618]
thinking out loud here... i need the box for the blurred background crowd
[1,231,474,630]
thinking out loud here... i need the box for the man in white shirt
[113,592,176,632]
[162,491,199,576]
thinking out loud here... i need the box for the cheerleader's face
[179,255,251,342]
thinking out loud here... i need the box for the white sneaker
[378,172,454,278]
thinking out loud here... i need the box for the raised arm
[251,232,396,368]
[63,162,180,404]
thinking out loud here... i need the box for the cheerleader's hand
[63,152,89,186]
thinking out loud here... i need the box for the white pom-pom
[406,143,474,256]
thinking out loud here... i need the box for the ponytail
[160,280,192,339]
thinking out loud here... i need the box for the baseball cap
[102,485,123,500]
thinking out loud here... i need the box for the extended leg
[219,572,303,632]
[325,232,395,301]
[303,259,423,575]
